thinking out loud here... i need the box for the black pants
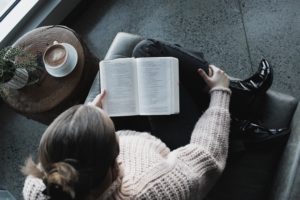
[113,39,252,149]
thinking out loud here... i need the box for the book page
[136,57,178,115]
[100,58,139,116]
[171,58,180,113]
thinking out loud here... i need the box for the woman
[23,64,231,199]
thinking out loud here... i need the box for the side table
[1,25,99,124]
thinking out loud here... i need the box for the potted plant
[0,46,39,90]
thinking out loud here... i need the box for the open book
[100,57,179,117]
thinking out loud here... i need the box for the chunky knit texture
[23,89,231,200]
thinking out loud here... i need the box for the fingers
[197,64,220,83]
[99,90,106,101]
[88,90,106,108]
[197,68,210,83]
[208,67,213,76]
[209,64,223,74]
[209,64,218,72]
[197,65,229,89]
[209,65,226,79]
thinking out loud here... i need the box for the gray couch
[85,32,300,200]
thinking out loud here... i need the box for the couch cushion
[271,103,300,200]
[208,91,298,200]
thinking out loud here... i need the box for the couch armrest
[257,90,298,128]
[271,102,300,200]
[104,32,144,60]
[84,32,143,103]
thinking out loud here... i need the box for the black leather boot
[231,118,290,144]
[230,59,273,93]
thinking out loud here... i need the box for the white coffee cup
[43,41,78,77]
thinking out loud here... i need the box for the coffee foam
[44,45,67,67]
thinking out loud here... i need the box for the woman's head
[23,105,119,199]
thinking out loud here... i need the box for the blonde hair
[22,105,119,200]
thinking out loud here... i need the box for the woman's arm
[189,87,231,169]
[174,65,231,178]
[23,176,47,200]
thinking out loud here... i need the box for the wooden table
[1,25,99,124]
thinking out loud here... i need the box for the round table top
[1,25,85,113]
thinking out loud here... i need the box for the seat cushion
[271,103,300,200]
[208,91,298,200]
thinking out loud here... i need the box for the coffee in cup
[43,41,78,77]
[44,45,67,67]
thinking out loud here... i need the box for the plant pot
[1,68,29,89]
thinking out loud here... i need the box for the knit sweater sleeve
[23,175,47,200]
[174,88,231,179]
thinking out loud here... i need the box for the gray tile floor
[0,0,299,199]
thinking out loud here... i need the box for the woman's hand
[88,90,106,109]
[198,65,229,90]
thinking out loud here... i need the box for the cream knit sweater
[23,88,231,200]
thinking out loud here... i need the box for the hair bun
[43,162,79,200]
